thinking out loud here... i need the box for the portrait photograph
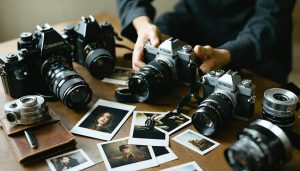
[128,111,169,146]
[172,129,220,155]
[153,111,191,135]
[102,66,135,85]
[46,149,94,171]
[97,137,158,171]
[70,99,136,141]
[160,161,203,171]
[152,146,178,165]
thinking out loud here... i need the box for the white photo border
[153,146,178,165]
[128,111,169,146]
[172,129,220,155]
[160,161,203,171]
[163,112,191,135]
[46,149,94,171]
[97,137,158,171]
[70,99,136,141]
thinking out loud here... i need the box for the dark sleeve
[219,0,295,65]
[116,0,156,41]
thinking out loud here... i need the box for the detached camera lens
[224,119,292,171]
[262,88,298,127]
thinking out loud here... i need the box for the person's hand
[194,45,231,73]
[132,16,161,71]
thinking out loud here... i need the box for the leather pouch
[0,109,76,164]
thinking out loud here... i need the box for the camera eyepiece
[224,119,292,171]
[262,88,298,127]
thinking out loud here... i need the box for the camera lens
[225,119,292,171]
[192,92,234,136]
[128,59,173,102]
[262,88,298,127]
[6,112,18,124]
[44,58,92,108]
[85,47,115,79]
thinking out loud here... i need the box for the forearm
[219,0,295,65]
[116,0,156,41]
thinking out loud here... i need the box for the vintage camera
[62,15,116,79]
[262,88,299,127]
[0,50,30,98]
[128,38,196,102]
[192,70,256,136]
[224,119,292,171]
[0,24,92,108]
[5,95,49,125]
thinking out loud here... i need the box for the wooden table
[0,12,299,171]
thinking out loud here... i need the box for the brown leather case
[0,110,76,164]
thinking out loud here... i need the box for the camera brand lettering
[44,41,64,49]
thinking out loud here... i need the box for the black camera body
[0,49,30,97]
[63,15,116,79]
[128,38,196,102]
[192,70,256,136]
[0,24,92,109]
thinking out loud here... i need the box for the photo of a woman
[89,112,114,133]
[71,99,136,141]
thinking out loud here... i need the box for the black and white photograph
[128,111,169,146]
[153,111,191,135]
[160,161,203,171]
[102,66,135,85]
[46,149,94,171]
[97,137,158,171]
[70,99,136,141]
[173,129,220,155]
[153,146,178,165]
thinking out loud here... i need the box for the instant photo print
[128,111,169,146]
[160,161,203,171]
[153,146,178,165]
[97,137,158,171]
[173,129,220,155]
[46,149,94,171]
[70,99,135,141]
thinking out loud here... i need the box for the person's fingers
[148,25,160,47]
[132,36,146,71]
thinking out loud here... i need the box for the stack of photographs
[70,99,136,141]
[128,111,191,146]
[97,137,178,171]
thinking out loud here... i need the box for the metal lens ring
[263,88,298,127]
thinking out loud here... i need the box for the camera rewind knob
[242,79,252,87]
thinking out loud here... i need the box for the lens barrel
[85,48,115,79]
[262,88,298,127]
[46,60,92,108]
[224,119,292,171]
[192,92,234,136]
[128,59,173,102]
